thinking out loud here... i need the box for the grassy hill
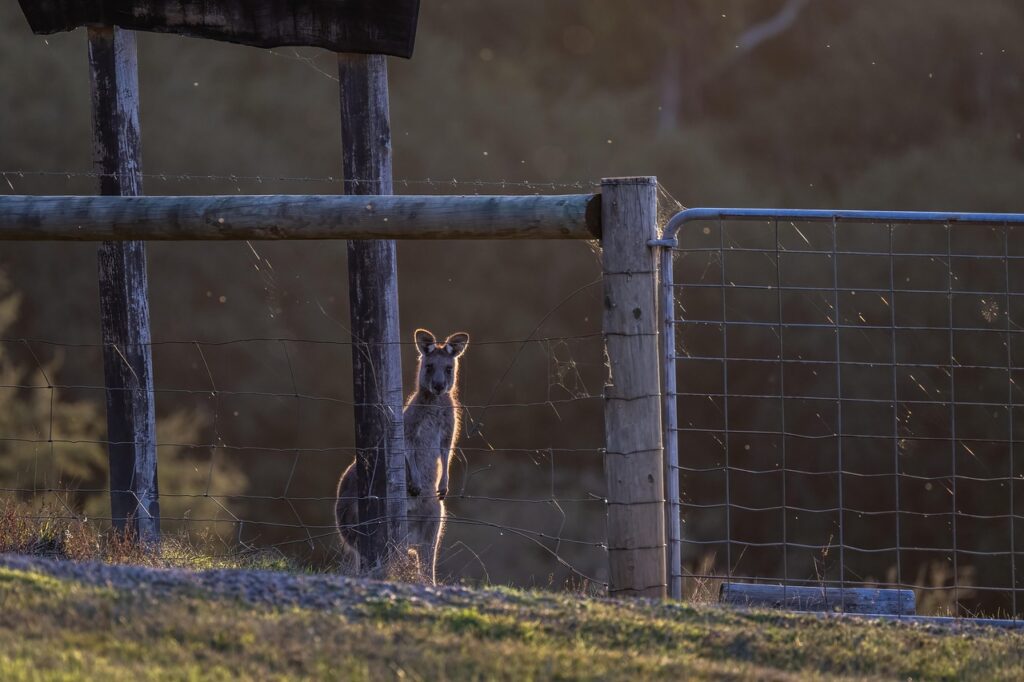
[1,555,1022,681]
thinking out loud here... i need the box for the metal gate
[659,208,1024,618]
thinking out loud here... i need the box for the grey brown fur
[336,328,469,583]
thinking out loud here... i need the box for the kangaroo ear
[414,329,436,355]
[445,332,470,358]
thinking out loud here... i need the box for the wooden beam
[19,0,421,59]
[87,26,160,543]
[720,583,917,616]
[338,52,406,572]
[0,194,601,241]
[600,177,666,599]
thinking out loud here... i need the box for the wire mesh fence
[0,330,612,588]
[663,209,1024,618]
[0,169,614,589]
[22,165,1024,612]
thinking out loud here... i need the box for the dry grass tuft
[0,500,301,572]
[0,499,163,564]
[0,500,97,561]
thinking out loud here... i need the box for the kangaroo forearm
[440,452,450,483]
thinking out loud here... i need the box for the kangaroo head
[414,329,469,397]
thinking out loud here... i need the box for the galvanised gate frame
[659,208,1024,618]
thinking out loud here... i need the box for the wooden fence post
[338,52,408,568]
[600,177,667,598]
[87,26,159,542]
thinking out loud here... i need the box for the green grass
[1,564,1023,681]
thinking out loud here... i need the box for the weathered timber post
[87,26,160,542]
[338,53,408,568]
[600,177,667,598]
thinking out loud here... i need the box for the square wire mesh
[667,216,1023,618]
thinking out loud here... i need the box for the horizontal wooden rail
[0,194,601,241]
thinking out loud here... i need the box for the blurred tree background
[2,0,1024,598]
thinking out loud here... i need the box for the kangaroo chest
[404,402,453,454]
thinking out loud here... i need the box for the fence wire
[663,209,1024,618]
[0,332,610,589]
[1,169,600,195]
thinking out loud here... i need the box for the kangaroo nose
[432,382,445,394]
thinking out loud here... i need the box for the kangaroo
[336,328,469,584]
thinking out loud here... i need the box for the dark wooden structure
[19,0,421,57]
[17,1,421,557]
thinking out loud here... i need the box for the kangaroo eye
[445,367,453,375]
[426,364,435,373]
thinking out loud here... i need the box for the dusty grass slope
[1,554,1023,681]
